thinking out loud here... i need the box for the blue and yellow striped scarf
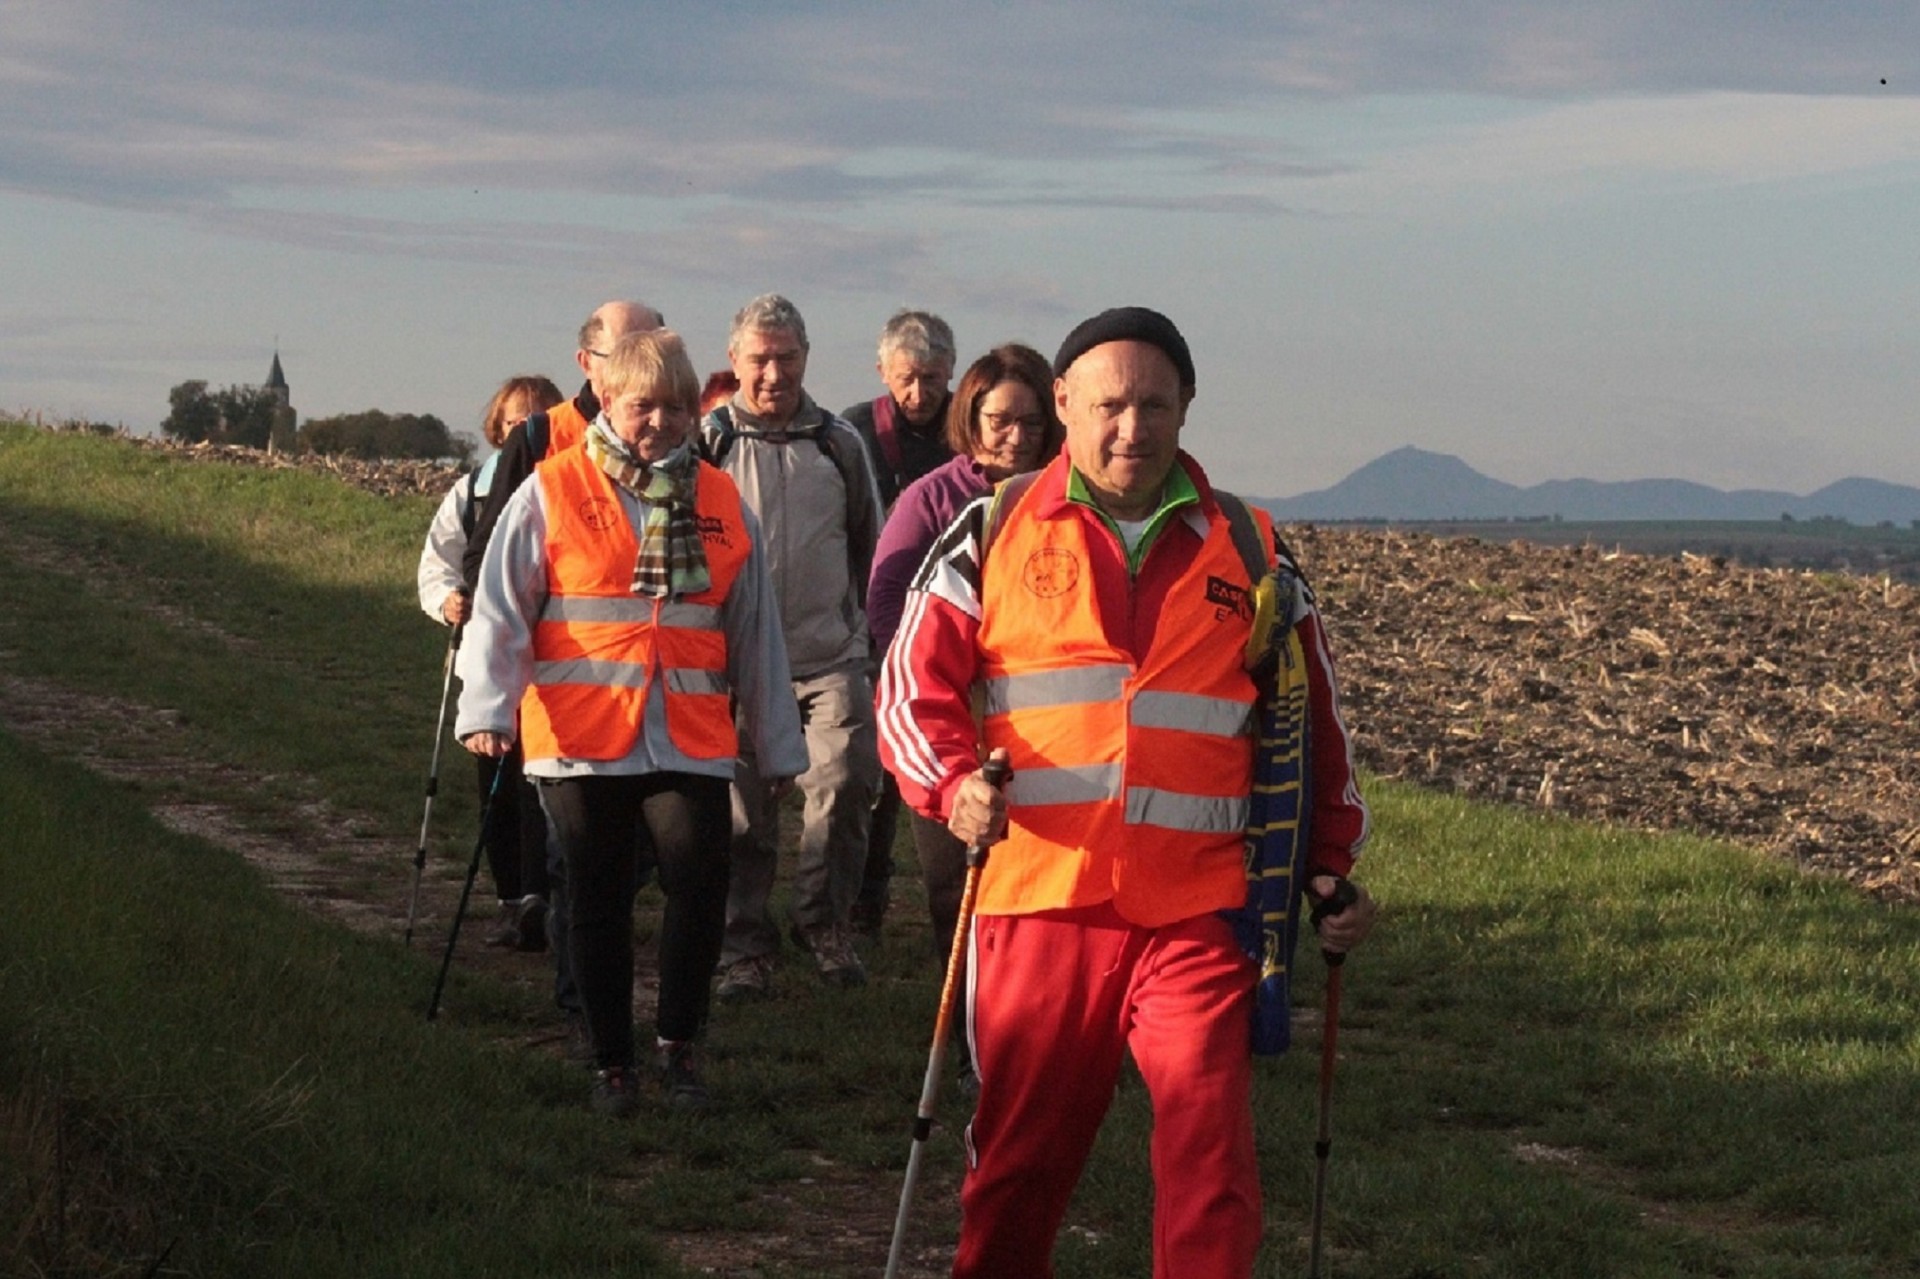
[1228,567,1311,1056]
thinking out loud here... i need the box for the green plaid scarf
[585,417,710,599]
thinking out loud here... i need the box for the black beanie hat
[1051,306,1195,388]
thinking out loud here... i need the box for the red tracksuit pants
[952,901,1262,1279]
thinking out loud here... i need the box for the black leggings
[539,773,731,1068]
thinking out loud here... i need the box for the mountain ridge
[1255,446,1920,524]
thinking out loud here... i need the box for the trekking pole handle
[1308,876,1359,968]
[965,755,1012,868]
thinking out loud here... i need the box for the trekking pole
[426,759,503,1022]
[884,752,1011,1279]
[405,622,462,946]
[1306,877,1359,1279]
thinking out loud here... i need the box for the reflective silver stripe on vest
[982,665,1128,717]
[1007,764,1122,807]
[541,596,654,623]
[658,602,722,629]
[1125,787,1248,833]
[533,657,649,688]
[1130,690,1253,738]
[540,596,721,629]
[665,667,730,696]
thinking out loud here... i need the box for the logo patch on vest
[1206,575,1254,621]
[579,496,620,532]
[1023,547,1080,598]
[696,513,733,548]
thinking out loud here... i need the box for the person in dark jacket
[867,342,1062,1098]
[841,309,957,509]
[840,309,957,936]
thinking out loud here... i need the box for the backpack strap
[455,459,490,541]
[700,405,739,467]
[702,403,850,475]
[701,407,876,604]
[1215,490,1274,584]
[980,468,1043,564]
[808,418,879,605]
[524,410,551,462]
[869,395,904,480]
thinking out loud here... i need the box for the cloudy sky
[4,1,1916,497]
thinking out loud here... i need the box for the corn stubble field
[1299,525,1920,902]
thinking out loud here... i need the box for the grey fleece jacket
[698,393,884,681]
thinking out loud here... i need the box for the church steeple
[263,348,295,453]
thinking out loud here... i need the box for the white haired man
[841,308,959,937]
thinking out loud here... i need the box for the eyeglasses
[979,412,1045,432]
[585,349,610,360]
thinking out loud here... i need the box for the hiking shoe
[590,1065,638,1119]
[804,924,867,989]
[484,899,522,948]
[715,954,773,1003]
[657,1040,710,1110]
[514,895,549,953]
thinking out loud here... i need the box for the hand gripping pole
[1306,877,1358,1279]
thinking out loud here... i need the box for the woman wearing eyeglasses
[867,343,1063,1087]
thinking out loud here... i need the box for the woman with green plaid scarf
[457,330,807,1116]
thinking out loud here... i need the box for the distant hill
[1257,446,1920,525]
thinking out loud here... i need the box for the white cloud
[1343,93,1920,203]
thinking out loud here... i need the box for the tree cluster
[295,410,473,465]
[161,381,294,451]
[159,381,473,464]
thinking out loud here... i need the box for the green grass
[0,421,451,827]
[5,421,1920,1277]
[0,727,677,1277]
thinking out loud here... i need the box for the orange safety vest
[518,448,750,764]
[975,487,1273,927]
[546,400,589,456]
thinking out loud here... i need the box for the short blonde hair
[599,329,701,413]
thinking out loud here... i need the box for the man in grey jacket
[702,294,885,997]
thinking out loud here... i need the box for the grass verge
[0,726,678,1277]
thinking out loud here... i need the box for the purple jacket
[867,453,996,652]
